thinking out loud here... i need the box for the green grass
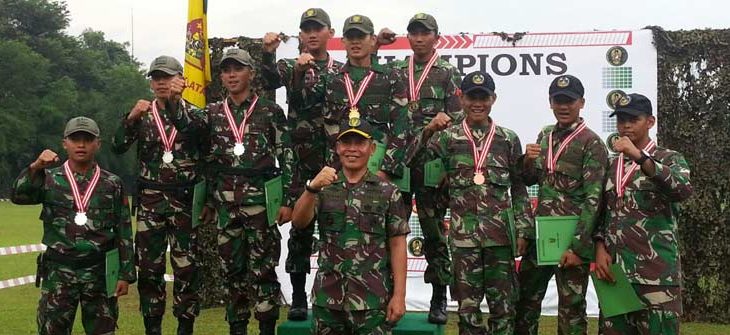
[0,252,39,280]
[0,202,43,246]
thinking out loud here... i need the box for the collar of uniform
[553,117,585,135]
[331,170,378,186]
[340,58,386,75]
[225,93,256,109]
[59,162,100,180]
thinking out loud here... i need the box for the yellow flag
[183,0,211,108]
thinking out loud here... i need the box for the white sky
[64,0,728,68]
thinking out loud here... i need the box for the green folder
[105,249,120,297]
[535,215,579,266]
[191,180,207,228]
[367,142,387,174]
[591,264,646,317]
[391,167,411,193]
[506,209,518,257]
[424,158,446,187]
[265,176,283,225]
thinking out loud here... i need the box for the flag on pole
[183,0,211,108]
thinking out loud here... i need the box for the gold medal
[473,172,485,185]
[348,107,360,119]
[408,101,419,112]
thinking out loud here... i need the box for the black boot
[287,272,308,321]
[177,317,195,335]
[143,316,163,335]
[259,319,277,335]
[229,320,248,335]
[428,284,448,324]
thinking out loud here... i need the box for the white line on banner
[0,244,46,256]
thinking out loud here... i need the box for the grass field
[1,202,729,334]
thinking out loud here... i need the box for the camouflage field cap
[147,55,183,76]
[64,116,100,137]
[343,14,374,35]
[300,8,331,28]
[407,13,438,32]
[219,48,254,67]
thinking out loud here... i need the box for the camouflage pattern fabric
[599,285,681,335]
[312,171,410,311]
[516,119,608,335]
[312,305,392,335]
[11,165,136,335]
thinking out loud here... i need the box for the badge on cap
[556,76,570,88]
[618,94,631,107]
[305,9,316,17]
[351,15,362,23]
[415,13,426,19]
[472,74,485,85]
[606,46,628,66]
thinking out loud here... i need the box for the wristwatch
[305,179,321,194]
[634,150,651,165]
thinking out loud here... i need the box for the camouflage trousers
[135,209,201,319]
[407,164,452,286]
[451,245,517,335]
[217,204,282,323]
[312,305,392,335]
[515,241,590,335]
[599,284,681,335]
[38,262,118,335]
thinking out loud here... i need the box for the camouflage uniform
[595,144,692,335]
[190,95,293,325]
[11,164,136,335]
[312,170,410,334]
[419,119,532,334]
[388,56,462,287]
[516,119,608,335]
[111,100,204,322]
[261,52,343,275]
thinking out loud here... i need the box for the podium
[278,311,444,334]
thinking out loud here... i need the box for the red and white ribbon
[343,71,376,111]
[63,161,101,216]
[408,52,440,102]
[308,56,335,78]
[616,140,656,198]
[150,99,178,154]
[547,122,587,174]
[222,95,259,145]
[462,119,497,177]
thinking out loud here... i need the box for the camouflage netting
[650,27,730,323]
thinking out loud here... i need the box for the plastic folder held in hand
[265,176,283,225]
[191,180,206,228]
[105,248,120,297]
[424,158,446,188]
[591,264,646,317]
[535,216,579,266]
[367,142,410,192]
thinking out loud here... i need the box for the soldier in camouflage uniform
[515,75,609,335]
[291,118,409,335]
[185,48,293,335]
[260,8,343,320]
[111,56,202,335]
[380,13,463,323]
[410,71,532,334]
[11,117,136,335]
[292,14,410,186]
[594,93,692,335]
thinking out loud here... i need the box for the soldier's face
[62,132,100,164]
[549,95,584,127]
[149,72,178,100]
[220,63,254,95]
[336,135,375,170]
[462,92,496,125]
[617,113,655,143]
[342,31,375,61]
[407,26,437,57]
[299,22,334,53]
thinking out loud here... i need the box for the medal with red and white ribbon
[343,71,375,120]
[547,122,587,174]
[462,119,497,185]
[615,140,656,205]
[63,161,101,226]
[150,99,178,164]
[307,56,335,79]
[407,52,439,112]
[222,95,259,157]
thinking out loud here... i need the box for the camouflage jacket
[187,95,294,207]
[292,60,410,178]
[521,119,608,260]
[596,144,692,286]
[420,120,533,247]
[11,164,136,283]
[111,100,206,213]
[313,170,410,311]
[261,52,343,203]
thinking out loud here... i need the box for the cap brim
[219,57,252,67]
[609,108,650,117]
[147,68,180,77]
[337,129,372,140]
[344,26,372,35]
[463,86,495,96]
[64,129,99,138]
[300,19,328,29]
[407,21,437,32]
[550,90,581,100]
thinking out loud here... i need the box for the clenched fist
[425,112,452,132]
[30,149,60,171]
[263,32,282,53]
[376,28,396,47]
[310,167,338,191]
[168,76,186,102]
[294,52,316,73]
[127,99,152,121]
[613,136,642,160]
[524,143,541,163]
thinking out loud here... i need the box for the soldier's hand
[168,76,186,102]
[30,149,60,172]
[294,52,316,73]
[128,99,152,121]
[200,205,216,225]
[516,238,528,256]
[311,167,338,190]
[276,206,292,226]
[426,112,452,132]
[114,280,130,297]
[594,242,615,283]
[263,32,282,53]
[386,295,406,323]
[376,28,396,47]
[613,136,642,160]
[558,249,582,268]
[524,143,541,163]
[376,170,391,182]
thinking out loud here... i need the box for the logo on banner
[607,46,628,66]
[408,237,424,257]
[606,90,627,109]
